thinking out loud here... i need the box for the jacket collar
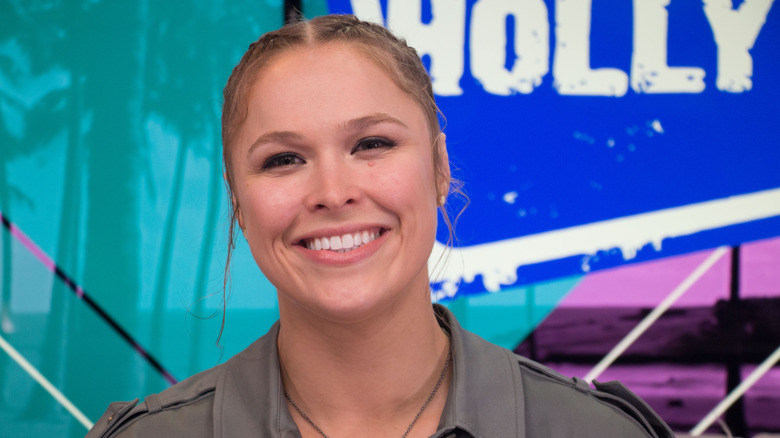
[213,305,525,438]
[213,321,299,437]
[434,304,525,438]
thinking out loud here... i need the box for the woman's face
[231,43,448,323]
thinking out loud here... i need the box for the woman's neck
[276,291,451,438]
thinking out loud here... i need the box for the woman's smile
[298,227,385,252]
[293,226,391,268]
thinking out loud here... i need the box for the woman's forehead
[259,41,387,81]
[231,44,430,151]
[248,45,417,118]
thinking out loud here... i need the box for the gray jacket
[87,305,674,437]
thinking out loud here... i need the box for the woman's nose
[303,159,362,211]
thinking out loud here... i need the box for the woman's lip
[298,228,386,252]
[294,228,389,265]
[293,225,387,245]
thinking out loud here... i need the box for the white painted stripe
[583,247,729,383]
[690,344,780,436]
[0,333,93,430]
[430,187,780,294]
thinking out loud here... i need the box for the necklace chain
[283,349,452,438]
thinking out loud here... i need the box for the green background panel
[1,1,285,435]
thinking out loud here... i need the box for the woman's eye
[262,152,305,170]
[352,137,396,153]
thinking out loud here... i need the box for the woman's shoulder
[85,363,224,438]
[442,307,674,437]
[512,354,674,437]
[86,322,283,438]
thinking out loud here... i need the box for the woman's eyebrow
[247,114,407,156]
[343,113,408,132]
[248,131,304,156]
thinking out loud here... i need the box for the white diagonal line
[0,333,93,430]
[690,344,780,436]
[584,246,729,383]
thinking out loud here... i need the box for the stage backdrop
[0,0,778,436]
[326,0,780,296]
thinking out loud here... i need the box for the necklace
[283,349,452,438]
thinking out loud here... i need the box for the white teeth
[303,229,382,252]
[342,233,354,249]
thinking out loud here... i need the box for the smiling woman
[86,14,673,438]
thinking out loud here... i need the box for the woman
[88,14,673,438]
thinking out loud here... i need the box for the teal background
[0,1,575,436]
[3,0,281,435]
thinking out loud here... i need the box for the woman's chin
[279,285,404,326]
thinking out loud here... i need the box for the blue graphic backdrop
[327,0,780,292]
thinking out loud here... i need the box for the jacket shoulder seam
[515,357,665,437]
[104,388,216,437]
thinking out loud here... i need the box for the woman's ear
[435,133,451,205]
